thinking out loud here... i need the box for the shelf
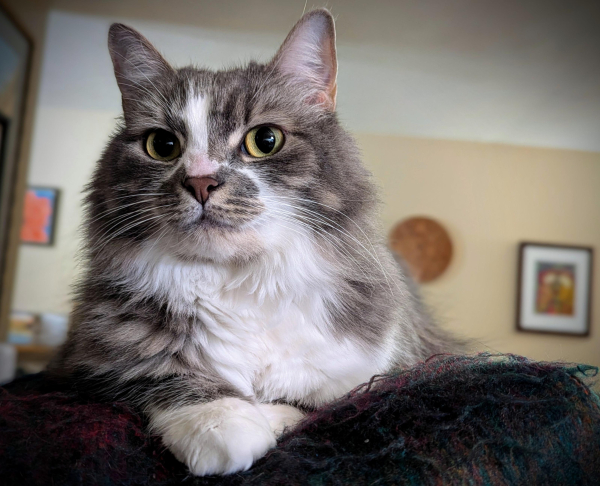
[15,344,57,360]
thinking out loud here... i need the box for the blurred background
[0,0,599,381]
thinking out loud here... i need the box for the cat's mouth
[195,211,234,228]
[182,199,265,233]
[184,205,250,232]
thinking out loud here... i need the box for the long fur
[49,9,459,476]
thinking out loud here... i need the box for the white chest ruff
[123,238,392,406]
[197,289,383,405]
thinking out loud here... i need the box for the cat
[49,8,458,476]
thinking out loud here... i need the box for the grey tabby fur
[50,9,458,476]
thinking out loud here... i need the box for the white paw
[149,398,276,476]
[256,403,305,436]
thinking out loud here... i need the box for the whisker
[261,195,398,295]
[92,204,174,238]
[93,213,168,254]
[92,205,176,251]
[264,208,382,285]
[90,192,169,206]
[227,196,380,284]
[88,197,171,224]
[143,222,173,257]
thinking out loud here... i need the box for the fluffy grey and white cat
[50,9,457,476]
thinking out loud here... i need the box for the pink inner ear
[274,12,337,110]
[308,91,334,109]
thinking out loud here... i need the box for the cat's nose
[184,176,220,204]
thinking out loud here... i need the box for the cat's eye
[146,129,181,161]
[243,126,284,158]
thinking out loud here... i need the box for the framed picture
[516,242,593,336]
[20,187,60,246]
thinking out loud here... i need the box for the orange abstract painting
[20,188,58,245]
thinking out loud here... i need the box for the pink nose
[184,176,219,204]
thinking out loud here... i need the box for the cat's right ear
[108,24,174,111]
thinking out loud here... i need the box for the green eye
[243,126,284,158]
[146,129,181,161]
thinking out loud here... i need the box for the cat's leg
[256,403,305,435]
[149,397,278,476]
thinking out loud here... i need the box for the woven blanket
[1,354,599,485]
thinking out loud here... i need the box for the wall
[11,107,114,312]
[358,134,600,368]
[37,0,600,152]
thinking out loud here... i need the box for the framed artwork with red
[20,187,60,246]
[516,242,593,336]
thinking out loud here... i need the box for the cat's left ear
[271,9,338,111]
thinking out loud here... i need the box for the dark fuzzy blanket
[1,354,599,485]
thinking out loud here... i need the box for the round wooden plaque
[389,217,453,283]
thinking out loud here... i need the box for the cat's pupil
[254,127,276,154]
[153,130,176,157]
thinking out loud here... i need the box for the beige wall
[358,133,600,368]
[11,107,114,313]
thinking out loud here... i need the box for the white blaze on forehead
[183,89,218,177]
[185,89,210,151]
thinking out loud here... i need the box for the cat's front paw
[257,403,305,435]
[150,398,276,476]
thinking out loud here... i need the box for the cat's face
[89,11,373,263]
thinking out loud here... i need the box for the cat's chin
[165,223,266,264]
[182,209,250,233]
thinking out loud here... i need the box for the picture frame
[516,242,593,336]
[0,7,33,342]
[19,187,60,246]
[0,115,8,163]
